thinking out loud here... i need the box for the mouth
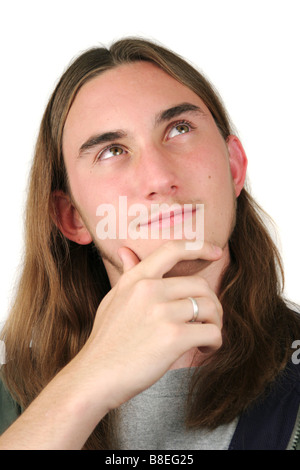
[139,206,197,229]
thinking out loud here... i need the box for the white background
[0,0,299,327]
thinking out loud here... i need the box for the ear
[226,135,248,197]
[52,191,93,245]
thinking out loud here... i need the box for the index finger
[131,239,223,280]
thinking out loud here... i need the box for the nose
[135,145,179,201]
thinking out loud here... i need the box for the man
[0,38,299,450]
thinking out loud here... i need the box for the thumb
[118,246,141,273]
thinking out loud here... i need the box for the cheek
[185,143,232,191]
[204,175,236,245]
[76,180,131,250]
[201,155,235,214]
[187,147,235,239]
[71,167,118,209]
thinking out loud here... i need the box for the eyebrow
[154,102,205,126]
[79,130,127,157]
[78,102,205,157]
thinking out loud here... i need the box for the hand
[76,239,223,412]
[0,240,223,450]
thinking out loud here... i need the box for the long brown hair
[1,38,299,449]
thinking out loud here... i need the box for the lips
[139,206,196,229]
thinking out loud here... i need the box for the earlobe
[226,135,248,197]
[51,191,93,245]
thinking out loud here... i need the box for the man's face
[62,62,245,282]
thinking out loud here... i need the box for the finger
[133,239,223,279]
[161,275,213,301]
[118,247,141,273]
[159,275,223,318]
[159,297,222,327]
[187,297,223,328]
[182,322,223,353]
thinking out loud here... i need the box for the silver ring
[188,297,199,322]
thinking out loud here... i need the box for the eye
[97,145,127,161]
[167,121,194,139]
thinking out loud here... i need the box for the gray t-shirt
[117,367,238,450]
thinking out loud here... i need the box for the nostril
[147,184,178,200]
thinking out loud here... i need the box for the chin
[128,238,172,259]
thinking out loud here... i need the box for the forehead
[63,62,212,151]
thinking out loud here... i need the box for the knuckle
[209,324,223,349]
[162,323,181,345]
[218,303,224,324]
[204,297,217,317]
[194,276,210,295]
[117,272,131,290]
[198,277,209,289]
[134,278,156,296]
[162,240,177,253]
[200,297,220,326]
[151,302,166,318]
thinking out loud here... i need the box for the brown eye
[176,124,190,134]
[110,146,123,156]
[98,145,126,161]
[168,121,192,139]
